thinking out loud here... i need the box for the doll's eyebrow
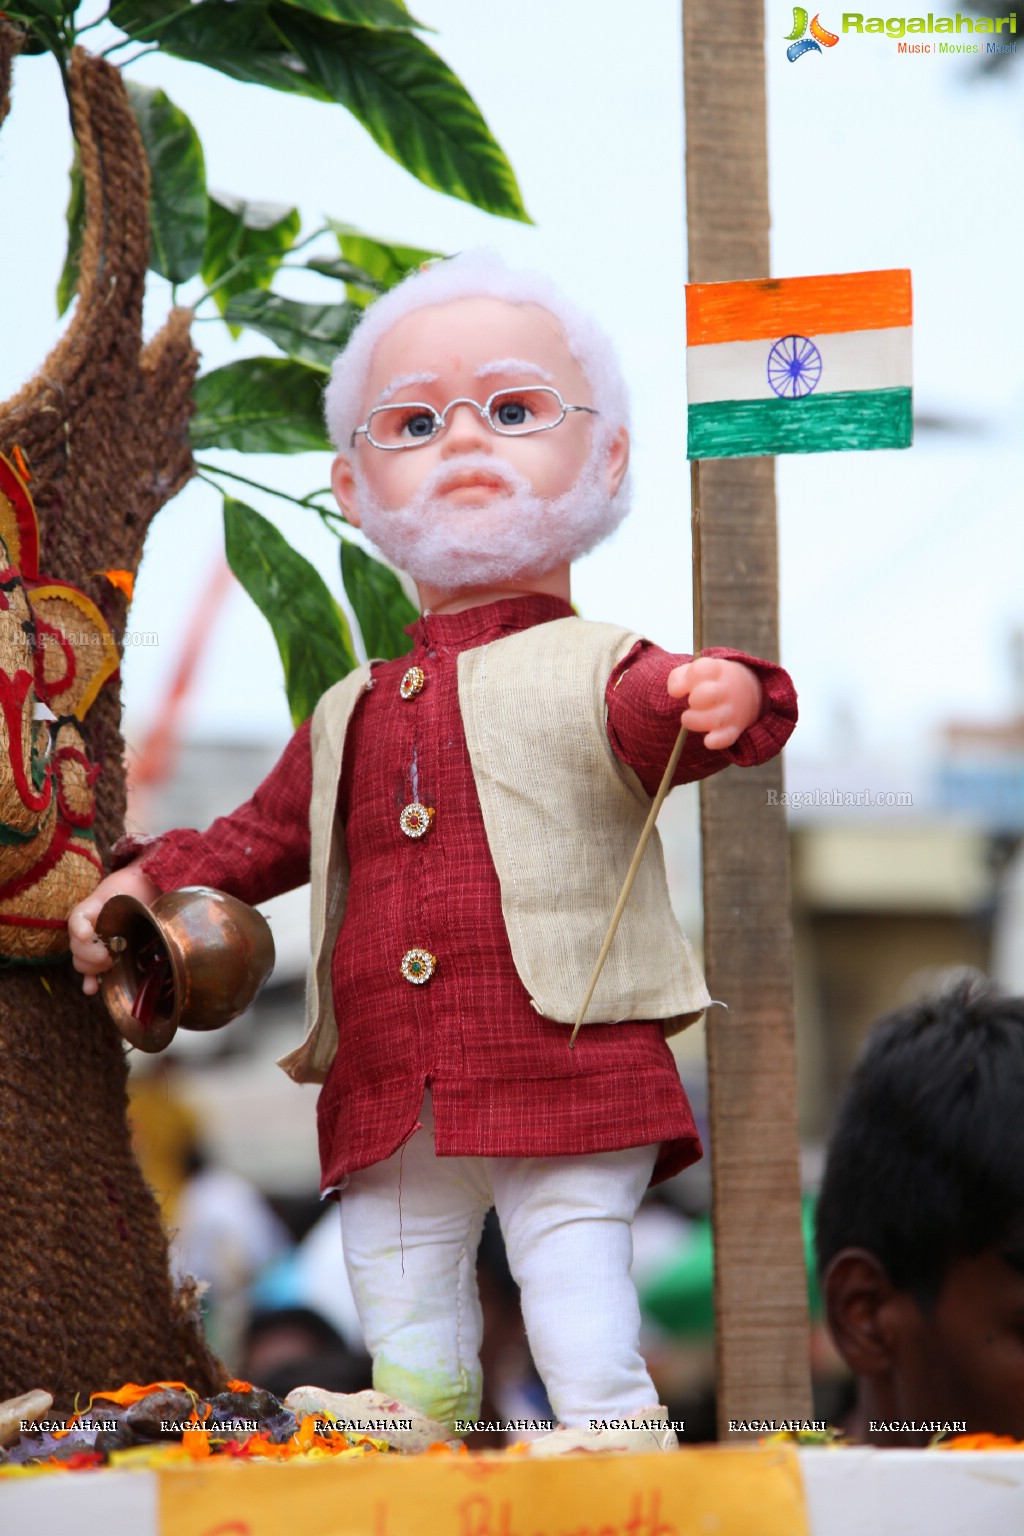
[375,371,439,406]
[474,358,553,383]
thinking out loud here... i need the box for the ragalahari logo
[786,8,841,59]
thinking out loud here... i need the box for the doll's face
[330,295,630,597]
[340,296,599,513]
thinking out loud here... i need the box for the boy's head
[324,252,632,603]
[816,979,1024,1443]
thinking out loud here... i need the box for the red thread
[0,451,40,576]
[54,745,101,829]
[0,669,54,814]
[0,817,70,901]
[32,615,77,704]
[102,1176,131,1243]
[67,839,103,873]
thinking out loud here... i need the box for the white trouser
[339,1091,659,1427]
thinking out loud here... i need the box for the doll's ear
[606,426,630,500]
[331,454,360,528]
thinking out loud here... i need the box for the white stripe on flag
[687,325,912,405]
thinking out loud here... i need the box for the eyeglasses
[351,386,598,451]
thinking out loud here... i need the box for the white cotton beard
[351,440,631,592]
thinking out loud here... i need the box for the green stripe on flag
[687,386,912,460]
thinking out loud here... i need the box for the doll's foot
[526,1405,677,1456]
[284,1385,458,1453]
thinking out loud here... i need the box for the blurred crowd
[128,970,1024,1448]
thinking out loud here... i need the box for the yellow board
[159,1445,810,1536]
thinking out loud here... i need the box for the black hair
[814,978,1024,1308]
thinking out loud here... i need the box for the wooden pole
[682,0,812,1435]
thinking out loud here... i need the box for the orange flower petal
[943,1433,1023,1451]
[85,1380,194,1410]
[94,568,135,600]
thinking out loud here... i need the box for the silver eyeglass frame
[350,386,598,451]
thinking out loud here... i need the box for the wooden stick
[569,718,689,1049]
[570,463,704,1051]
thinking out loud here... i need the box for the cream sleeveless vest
[277,617,709,1085]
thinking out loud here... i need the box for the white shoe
[527,1405,677,1456]
[284,1386,457,1453]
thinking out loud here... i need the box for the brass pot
[96,886,275,1053]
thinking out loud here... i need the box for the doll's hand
[666,657,764,751]
[68,859,159,995]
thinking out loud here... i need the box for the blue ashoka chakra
[767,335,823,399]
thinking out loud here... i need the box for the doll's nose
[441,401,492,454]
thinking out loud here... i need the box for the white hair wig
[323,248,632,454]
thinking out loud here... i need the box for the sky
[1,0,1022,772]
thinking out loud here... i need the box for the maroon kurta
[139,595,797,1191]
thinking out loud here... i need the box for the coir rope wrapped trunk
[0,32,225,1408]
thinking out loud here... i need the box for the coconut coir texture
[0,35,224,1408]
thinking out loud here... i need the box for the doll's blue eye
[493,398,529,427]
[403,412,438,439]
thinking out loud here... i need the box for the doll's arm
[69,859,160,995]
[666,655,763,751]
[126,717,314,899]
[67,719,315,993]
[606,643,797,797]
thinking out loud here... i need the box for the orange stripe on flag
[686,270,912,347]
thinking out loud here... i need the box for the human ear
[822,1249,900,1378]
[331,454,360,528]
[605,426,630,499]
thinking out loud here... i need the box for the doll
[70,252,797,1453]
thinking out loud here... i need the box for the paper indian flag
[685,269,912,460]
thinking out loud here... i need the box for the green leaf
[124,80,208,283]
[224,497,357,725]
[107,3,527,220]
[221,290,360,369]
[190,359,331,453]
[326,222,441,303]
[6,0,65,18]
[57,150,84,317]
[340,539,417,660]
[277,0,427,31]
[109,0,332,100]
[270,16,531,221]
[304,254,384,294]
[202,193,301,320]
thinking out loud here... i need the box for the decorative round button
[401,948,436,985]
[400,666,426,700]
[400,802,435,840]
